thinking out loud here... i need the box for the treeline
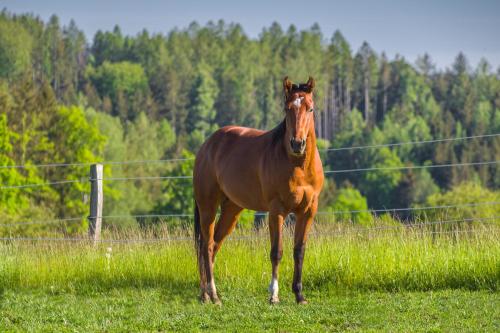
[0,10,499,231]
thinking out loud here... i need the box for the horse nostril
[290,138,306,153]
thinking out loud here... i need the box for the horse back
[194,126,271,210]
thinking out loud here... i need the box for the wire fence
[1,133,498,242]
[0,227,495,244]
[0,215,498,244]
[324,160,500,174]
[0,217,83,227]
[0,157,194,169]
[313,216,500,237]
[1,132,498,190]
[323,133,500,151]
[2,159,499,190]
[2,201,499,228]
[1,132,498,170]
[0,179,84,190]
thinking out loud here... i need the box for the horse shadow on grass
[7,274,200,306]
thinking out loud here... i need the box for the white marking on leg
[209,279,217,296]
[292,97,304,108]
[268,277,279,299]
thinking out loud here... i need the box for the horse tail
[194,200,201,256]
[194,199,207,286]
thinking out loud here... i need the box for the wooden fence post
[88,164,103,242]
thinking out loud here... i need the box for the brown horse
[193,77,324,304]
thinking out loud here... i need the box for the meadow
[1,222,499,331]
[1,6,500,332]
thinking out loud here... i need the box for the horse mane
[291,83,313,94]
[270,120,286,146]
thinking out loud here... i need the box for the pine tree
[354,42,378,125]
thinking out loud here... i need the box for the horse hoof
[296,295,308,305]
[269,296,280,305]
[200,292,211,303]
[212,297,222,306]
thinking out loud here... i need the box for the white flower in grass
[105,247,112,270]
[105,247,112,259]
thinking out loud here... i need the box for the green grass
[1,289,499,332]
[1,227,498,292]
[0,224,499,331]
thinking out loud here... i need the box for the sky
[3,0,500,70]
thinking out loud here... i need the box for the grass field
[2,289,499,332]
[1,224,499,331]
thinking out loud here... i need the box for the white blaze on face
[292,96,304,108]
[268,277,279,298]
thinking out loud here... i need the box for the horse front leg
[293,207,316,304]
[268,208,285,304]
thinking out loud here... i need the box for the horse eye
[308,108,314,113]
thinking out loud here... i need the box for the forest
[0,10,499,233]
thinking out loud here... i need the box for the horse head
[283,76,316,156]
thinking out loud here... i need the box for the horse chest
[283,183,315,211]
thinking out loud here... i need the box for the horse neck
[303,120,318,169]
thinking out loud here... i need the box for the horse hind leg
[195,203,210,303]
[197,200,222,305]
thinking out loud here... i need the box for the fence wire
[324,160,500,174]
[311,216,500,237]
[0,217,83,227]
[0,157,194,169]
[100,200,500,219]
[2,200,499,228]
[0,179,83,190]
[90,176,192,181]
[1,134,499,236]
[2,159,499,190]
[315,200,500,215]
[1,133,498,170]
[0,216,497,244]
[323,133,500,152]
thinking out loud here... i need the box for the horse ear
[306,76,315,92]
[283,76,293,99]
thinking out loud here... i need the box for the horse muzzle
[290,138,306,155]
